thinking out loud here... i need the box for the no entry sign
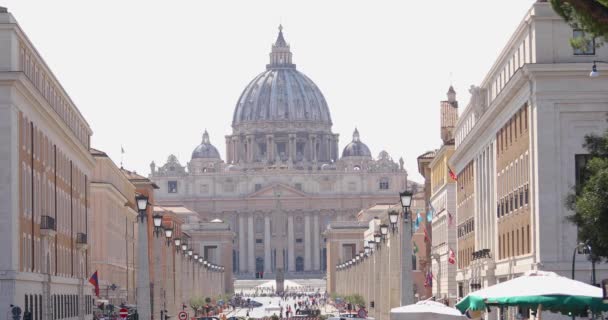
[119,308,128,319]
[178,311,188,320]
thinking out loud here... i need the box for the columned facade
[150,26,409,278]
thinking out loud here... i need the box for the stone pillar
[304,215,312,271]
[136,219,151,320]
[287,215,295,272]
[153,236,162,320]
[313,215,320,270]
[266,135,274,163]
[264,215,272,273]
[248,215,255,273]
[246,135,254,163]
[238,216,246,272]
[225,136,232,164]
[289,134,296,161]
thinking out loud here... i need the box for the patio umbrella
[391,300,466,320]
[455,270,608,317]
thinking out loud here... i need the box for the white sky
[3,0,535,182]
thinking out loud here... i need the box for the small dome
[192,130,221,159]
[211,218,223,223]
[342,128,372,158]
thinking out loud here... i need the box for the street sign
[119,308,128,319]
[178,311,188,320]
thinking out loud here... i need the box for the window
[348,182,357,192]
[254,184,262,192]
[573,30,595,55]
[294,183,302,191]
[256,239,263,244]
[295,238,303,243]
[379,178,389,190]
[200,184,209,194]
[168,181,178,193]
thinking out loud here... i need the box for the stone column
[238,216,246,272]
[266,135,274,163]
[225,136,232,164]
[288,134,296,161]
[248,215,255,273]
[232,137,239,163]
[304,215,312,271]
[287,215,295,272]
[313,215,320,270]
[153,236,162,320]
[136,218,151,320]
[246,135,254,163]
[264,215,272,273]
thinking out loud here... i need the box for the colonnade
[334,227,403,320]
[237,213,322,274]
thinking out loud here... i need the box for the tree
[566,129,608,260]
[550,0,608,47]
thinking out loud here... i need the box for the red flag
[423,227,430,243]
[449,167,458,181]
[88,271,100,297]
[448,248,456,265]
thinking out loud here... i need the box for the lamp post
[135,194,152,320]
[589,60,608,77]
[399,190,414,306]
[379,224,389,242]
[152,211,166,320]
[164,227,173,246]
[572,242,595,284]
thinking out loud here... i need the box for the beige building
[90,149,138,305]
[450,0,608,306]
[0,7,95,320]
[150,26,408,277]
[428,87,459,304]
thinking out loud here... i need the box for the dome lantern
[268,24,294,69]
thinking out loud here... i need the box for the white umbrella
[391,300,466,320]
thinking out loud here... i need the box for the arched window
[295,257,304,272]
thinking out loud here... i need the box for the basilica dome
[342,128,372,158]
[191,130,221,159]
[232,26,332,128]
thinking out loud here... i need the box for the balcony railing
[76,232,87,245]
[40,215,56,231]
[472,248,491,260]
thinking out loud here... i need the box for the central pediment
[247,183,308,199]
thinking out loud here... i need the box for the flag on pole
[88,271,100,297]
[448,248,456,265]
[449,167,458,181]
[414,214,420,231]
[413,241,419,254]
[424,270,433,287]
[423,226,430,243]
[448,211,454,227]
[426,206,434,222]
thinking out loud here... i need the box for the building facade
[150,26,408,277]
[428,87,459,304]
[90,149,138,306]
[450,0,608,305]
[0,7,95,320]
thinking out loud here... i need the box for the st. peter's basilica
[150,26,409,278]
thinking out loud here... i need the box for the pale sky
[3,0,535,182]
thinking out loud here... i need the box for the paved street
[223,296,338,319]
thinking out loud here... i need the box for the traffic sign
[178,311,188,320]
[119,308,128,319]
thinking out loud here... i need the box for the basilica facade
[150,26,409,277]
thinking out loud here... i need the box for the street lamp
[399,189,414,306]
[153,212,163,237]
[364,246,371,255]
[399,191,413,217]
[174,237,181,248]
[188,249,193,259]
[194,253,199,260]
[590,61,608,77]
[388,210,400,232]
[374,232,382,244]
[380,224,389,241]
[134,194,151,320]
[164,227,173,246]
